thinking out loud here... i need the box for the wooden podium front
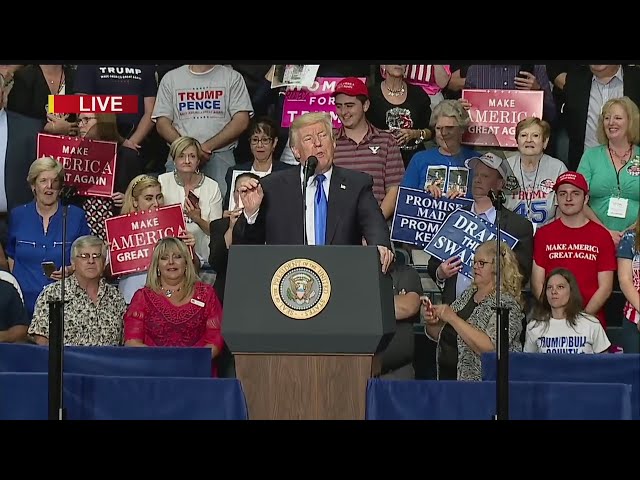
[235,354,381,420]
[223,246,395,421]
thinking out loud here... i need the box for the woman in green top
[577,96,640,247]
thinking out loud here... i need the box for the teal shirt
[577,145,640,232]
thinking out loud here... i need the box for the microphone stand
[47,186,75,421]
[302,162,310,245]
[489,189,510,421]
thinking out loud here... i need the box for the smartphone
[41,261,56,278]
[187,191,199,207]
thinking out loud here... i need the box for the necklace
[384,81,406,97]
[162,285,182,298]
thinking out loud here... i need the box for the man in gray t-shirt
[152,64,254,197]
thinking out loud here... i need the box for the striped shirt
[333,123,405,204]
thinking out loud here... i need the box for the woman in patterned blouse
[422,240,525,381]
[123,237,224,368]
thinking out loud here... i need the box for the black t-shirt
[72,64,158,135]
[0,279,29,331]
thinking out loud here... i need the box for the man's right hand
[238,178,263,217]
[436,255,462,280]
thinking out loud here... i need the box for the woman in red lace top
[123,237,224,362]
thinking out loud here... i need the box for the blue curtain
[0,344,212,377]
[366,379,632,420]
[0,373,248,420]
[482,353,640,420]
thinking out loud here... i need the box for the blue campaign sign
[424,209,519,279]
[391,187,474,248]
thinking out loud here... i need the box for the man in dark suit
[564,64,640,171]
[233,111,394,273]
[0,73,44,249]
[426,152,534,379]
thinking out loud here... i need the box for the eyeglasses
[472,259,494,268]
[250,137,273,146]
[77,117,97,125]
[76,252,103,260]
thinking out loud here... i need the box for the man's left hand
[377,245,394,274]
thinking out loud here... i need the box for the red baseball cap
[332,77,369,98]
[553,171,589,193]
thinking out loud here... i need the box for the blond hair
[515,117,551,141]
[27,156,64,186]
[473,240,525,309]
[289,111,334,148]
[597,96,640,145]
[169,136,202,162]
[146,237,198,299]
[121,174,162,214]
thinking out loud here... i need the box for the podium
[223,245,395,420]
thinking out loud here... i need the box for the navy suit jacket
[5,111,43,211]
[233,165,391,248]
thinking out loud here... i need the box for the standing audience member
[6,157,90,317]
[617,215,640,352]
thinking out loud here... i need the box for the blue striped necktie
[314,174,327,245]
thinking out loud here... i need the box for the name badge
[190,298,205,308]
[607,197,628,219]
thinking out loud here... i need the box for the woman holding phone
[159,137,222,265]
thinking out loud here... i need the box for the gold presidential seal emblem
[271,259,331,320]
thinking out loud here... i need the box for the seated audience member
[159,136,222,264]
[123,237,224,369]
[29,235,126,346]
[115,175,197,304]
[0,279,29,342]
[422,240,525,381]
[73,112,144,240]
[402,99,478,198]
[222,116,293,210]
[617,215,640,352]
[7,157,91,317]
[525,268,611,354]
[577,96,640,247]
[209,172,260,304]
[378,257,423,379]
[0,267,23,303]
[532,172,616,328]
[505,117,567,231]
[332,77,405,220]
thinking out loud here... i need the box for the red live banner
[47,95,138,114]
[37,133,117,198]
[461,89,544,148]
[105,204,187,276]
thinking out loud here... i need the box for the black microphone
[302,156,318,245]
[488,189,506,208]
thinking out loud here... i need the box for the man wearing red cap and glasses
[532,171,617,327]
[332,77,405,221]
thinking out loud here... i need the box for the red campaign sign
[105,204,187,276]
[37,133,117,198]
[461,89,544,148]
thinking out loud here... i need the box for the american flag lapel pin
[340,184,346,189]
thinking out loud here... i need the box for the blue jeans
[165,149,235,199]
[621,319,640,354]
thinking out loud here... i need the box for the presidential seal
[271,259,331,320]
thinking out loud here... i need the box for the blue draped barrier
[366,379,632,420]
[482,353,640,420]
[0,373,248,420]
[0,344,212,377]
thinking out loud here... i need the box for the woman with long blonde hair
[422,240,525,381]
[123,237,224,373]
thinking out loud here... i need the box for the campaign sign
[424,209,519,279]
[391,187,473,248]
[105,204,187,276]
[281,76,367,129]
[461,89,543,148]
[37,133,117,198]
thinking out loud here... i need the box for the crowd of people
[0,64,637,382]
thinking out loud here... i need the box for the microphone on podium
[302,155,319,245]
